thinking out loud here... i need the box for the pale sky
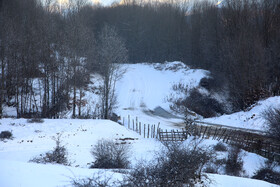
[58,0,222,7]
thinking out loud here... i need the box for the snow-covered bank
[208,173,278,187]
[203,96,280,131]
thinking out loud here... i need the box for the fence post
[133,119,135,131]
[148,124,150,138]
[157,123,160,138]
[139,122,141,135]
[144,124,146,138]
[123,117,125,126]
[128,115,130,129]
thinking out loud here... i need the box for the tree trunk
[72,62,76,118]
[0,58,4,119]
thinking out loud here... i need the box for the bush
[72,172,116,187]
[90,139,130,169]
[0,131,13,140]
[225,146,244,176]
[213,142,227,152]
[199,76,224,93]
[124,141,214,186]
[27,118,44,123]
[29,135,69,165]
[185,88,224,118]
[262,107,280,141]
[204,158,227,174]
[252,167,280,185]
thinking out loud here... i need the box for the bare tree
[96,25,128,119]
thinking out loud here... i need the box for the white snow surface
[0,118,276,187]
[0,62,279,187]
[116,62,207,112]
[203,96,280,131]
[115,62,208,130]
[0,119,163,186]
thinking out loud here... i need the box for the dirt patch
[144,106,182,119]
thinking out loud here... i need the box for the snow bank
[203,96,280,131]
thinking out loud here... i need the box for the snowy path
[116,62,207,130]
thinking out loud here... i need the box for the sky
[57,0,223,7]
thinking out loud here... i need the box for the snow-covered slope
[203,96,280,131]
[116,62,207,111]
[0,118,277,187]
[115,61,208,129]
[1,61,280,186]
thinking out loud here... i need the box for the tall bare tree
[97,25,128,119]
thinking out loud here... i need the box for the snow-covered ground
[203,96,280,131]
[0,119,277,187]
[116,62,208,130]
[1,61,279,186]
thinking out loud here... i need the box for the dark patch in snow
[144,106,182,119]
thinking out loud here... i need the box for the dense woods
[0,0,279,118]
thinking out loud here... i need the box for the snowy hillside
[0,119,277,187]
[115,62,208,130]
[203,96,280,131]
[1,61,280,186]
[2,61,279,131]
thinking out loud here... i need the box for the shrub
[72,172,116,187]
[204,158,227,174]
[199,74,225,93]
[213,142,227,152]
[225,146,244,176]
[185,88,224,118]
[29,135,69,165]
[90,139,130,169]
[124,141,214,186]
[27,118,44,123]
[262,107,280,141]
[252,168,280,185]
[0,131,13,140]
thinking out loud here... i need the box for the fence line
[119,115,280,161]
[121,115,160,139]
[158,122,280,162]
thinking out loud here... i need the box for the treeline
[0,0,279,118]
[0,0,95,118]
[89,0,280,111]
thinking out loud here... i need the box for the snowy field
[0,62,279,186]
[0,119,277,187]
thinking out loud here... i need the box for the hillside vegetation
[0,0,280,119]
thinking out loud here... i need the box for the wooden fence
[120,116,280,161]
[121,115,160,139]
[158,121,280,162]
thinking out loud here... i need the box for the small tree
[29,135,69,165]
[125,140,214,186]
[225,145,244,176]
[96,25,128,119]
[90,139,130,169]
[262,107,280,141]
[252,160,280,185]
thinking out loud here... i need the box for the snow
[116,62,207,112]
[0,119,163,186]
[0,159,123,187]
[0,118,275,187]
[0,61,278,187]
[203,96,280,131]
[208,173,278,187]
[116,62,208,130]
